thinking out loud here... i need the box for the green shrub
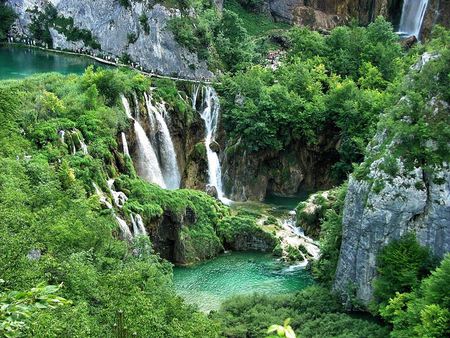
[373,233,436,307]
[0,4,17,41]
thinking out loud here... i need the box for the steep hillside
[334,30,450,305]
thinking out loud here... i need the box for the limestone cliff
[333,53,450,306]
[221,131,339,201]
[267,0,449,35]
[7,0,212,79]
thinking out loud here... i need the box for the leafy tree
[380,255,450,338]
[0,3,17,40]
[373,233,435,307]
[0,282,70,337]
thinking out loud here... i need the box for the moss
[285,245,302,262]
[217,215,276,250]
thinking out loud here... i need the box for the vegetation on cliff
[0,1,16,41]
[218,17,403,182]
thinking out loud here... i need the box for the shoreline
[1,42,215,85]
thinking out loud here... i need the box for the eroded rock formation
[7,0,212,79]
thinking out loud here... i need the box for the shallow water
[0,45,102,79]
[173,251,314,312]
[264,190,310,211]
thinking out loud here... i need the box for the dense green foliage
[0,69,222,336]
[354,27,450,180]
[0,2,17,41]
[380,255,450,337]
[211,286,389,338]
[308,185,347,285]
[27,4,100,49]
[373,234,436,308]
[0,283,69,337]
[168,0,287,72]
[217,215,277,250]
[218,17,402,181]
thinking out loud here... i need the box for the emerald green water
[173,252,314,312]
[264,191,310,210]
[0,45,101,79]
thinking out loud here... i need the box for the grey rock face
[334,155,450,306]
[27,249,41,261]
[7,0,212,79]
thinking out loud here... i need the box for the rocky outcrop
[421,0,450,39]
[267,0,396,30]
[222,133,339,201]
[7,0,212,79]
[267,0,450,35]
[333,53,450,305]
[147,208,223,265]
[334,159,450,305]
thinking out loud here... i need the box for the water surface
[173,251,313,312]
[0,45,102,79]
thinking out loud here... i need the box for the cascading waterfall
[398,0,429,38]
[144,93,181,190]
[280,210,321,263]
[80,139,88,155]
[121,94,166,188]
[121,132,130,157]
[131,213,147,236]
[197,86,229,203]
[93,182,133,240]
[107,179,128,208]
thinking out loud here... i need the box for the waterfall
[115,216,133,241]
[121,132,130,157]
[133,119,167,188]
[80,139,88,155]
[131,213,147,236]
[398,0,429,38]
[197,86,230,203]
[93,182,133,240]
[144,93,181,190]
[107,179,128,208]
[121,94,166,188]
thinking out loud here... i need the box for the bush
[212,286,388,338]
[0,4,17,40]
[380,255,450,337]
[373,233,436,307]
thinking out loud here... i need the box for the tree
[0,3,16,40]
[0,282,70,337]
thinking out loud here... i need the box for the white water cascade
[93,182,133,240]
[196,86,230,204]
[131,213,147,236]
[121,132,130,157]
[398,0,429,38]
[121,94,166,188]
[144,93,181,190]
[279,210,320,271]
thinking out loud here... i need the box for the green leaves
[267,318,296,338]
[0,283,70,337]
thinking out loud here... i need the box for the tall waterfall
[197,86,229,203]
[121,94,166,188]
[144,93,181,190]
[398,0,429,38]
